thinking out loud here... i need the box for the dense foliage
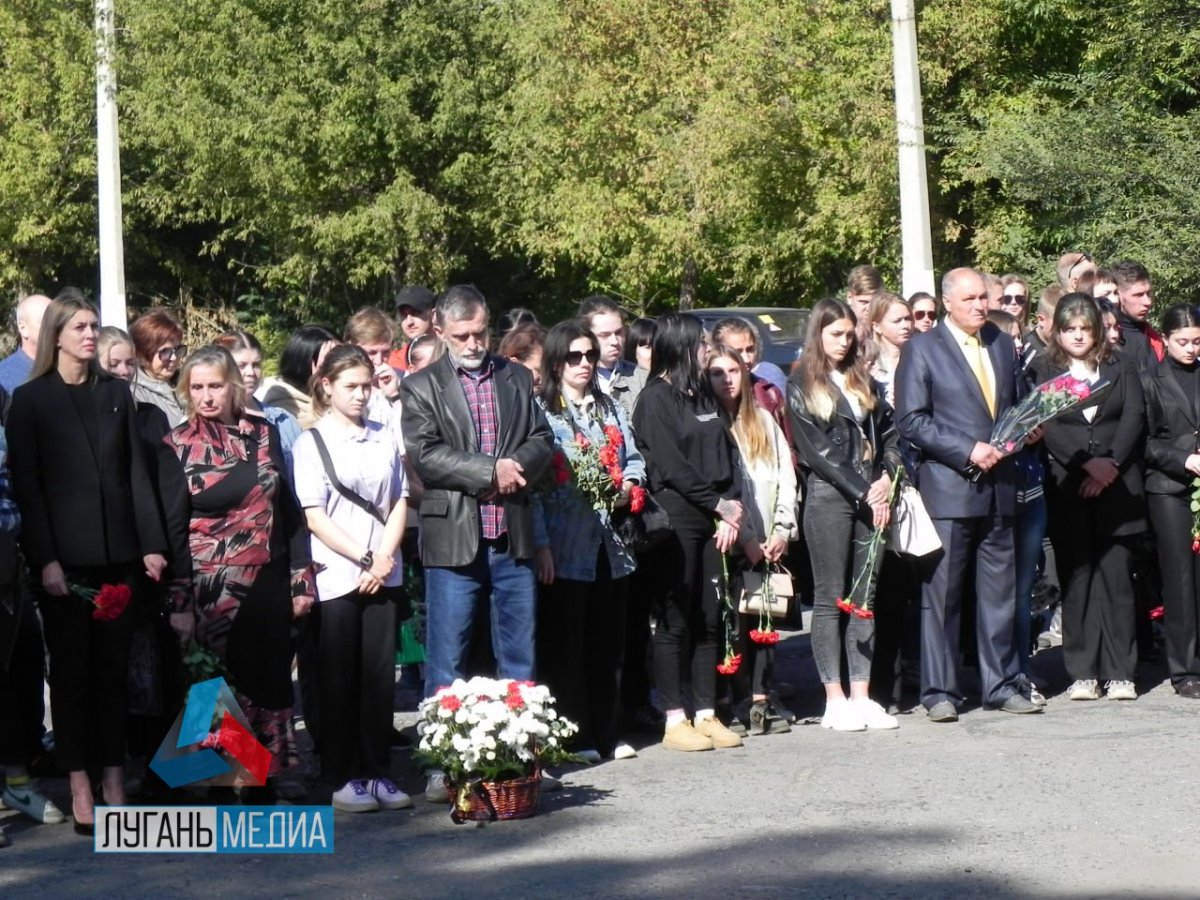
[1,0,1197,330]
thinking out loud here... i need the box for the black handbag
[610,493,672,553]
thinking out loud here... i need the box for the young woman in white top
[292,345,410,813]
[707,345,798,734]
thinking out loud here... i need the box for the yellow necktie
[966,334,995,418]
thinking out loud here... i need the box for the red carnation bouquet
[70,581,132,621]
[555,423,646,514]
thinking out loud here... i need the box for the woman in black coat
[788,299,903,732]
[1144,303,1200,699]
[8,292,167,833]
[1030,293,1145,702]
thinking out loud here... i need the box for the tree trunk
[679,258,698,310]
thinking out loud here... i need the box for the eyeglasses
[1066,252,1093,280]
[912,310,936,321]
[1003,294,1027,306]
[563,350,599,366]
[157,344,188,362]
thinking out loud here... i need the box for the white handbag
[739,565,793,615]
[887,484,942,557]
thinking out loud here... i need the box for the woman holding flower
[707,345,797,735]
[787,299,901,732]
[1030,293,1144,701]
[9,291,168,832]
[532,322,644,762]
[1146,304,1200,699]
[632,313,745,753]
[158,346,316,801]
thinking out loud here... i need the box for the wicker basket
[446,769,541,823]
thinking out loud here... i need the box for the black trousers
[536,550,627,755]
[921,516,1021,709]
[37,563,137,771]
[1053,530,1136,682]
[870,552,921,707]
[0,592,47,763]
[315,588,397,786]
[619,560,655,712]
[1149,494,1200,685]
[651,492,722,712]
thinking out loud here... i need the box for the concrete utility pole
[890,0,935,298]
[95,0,128,328]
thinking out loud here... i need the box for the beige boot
[662,720,714,752]
[694,716,744,748]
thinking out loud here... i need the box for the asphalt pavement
[2,613,1197,899]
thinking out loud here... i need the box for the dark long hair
[799,298,875,421]
[624,317,656,365]
[1046,293,1111,369]
[539,321,608,416]
[278,325,337,393]
[649,313,707,396]
[1160,302,1200,337]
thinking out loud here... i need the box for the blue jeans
[423,540,536,697]
[1014,497,1047,677]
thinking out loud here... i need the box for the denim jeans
[423,540,536,697]
[1013,497,1047,677]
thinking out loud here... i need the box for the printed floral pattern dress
[159,415,316,777]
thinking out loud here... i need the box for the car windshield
[748,310,808,342]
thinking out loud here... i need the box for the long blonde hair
[707,345,772,465]
[800,298,876,421]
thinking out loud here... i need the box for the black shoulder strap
[310,428,387,525]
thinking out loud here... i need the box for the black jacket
[1030,354,1146,536]
[787,370,901,510]
[9,370,166,569]
[400,354,553,567]
[1145,360,1200,497]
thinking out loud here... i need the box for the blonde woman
[707,345,797,734]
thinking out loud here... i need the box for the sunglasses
[563,349,599,366]
[912,310,936,321]
[1003,294,1027,306]
[156,344,188,362]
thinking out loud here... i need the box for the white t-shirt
[292,415,408,601]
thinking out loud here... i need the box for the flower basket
[445,768,541,823]
[416,677,578,826]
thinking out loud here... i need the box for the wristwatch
[360,550,375,570]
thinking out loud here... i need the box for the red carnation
[1193,537,1200,554]
[1150,605,1165,621]
[749,628,780,645]
[92,583,132,622]
[852,606,875,620]
[629,485,646,514]
[505,693,524,710]
[603,425,624,448]
[576,435,590,451]
[835,597,855,615]
[598,445,618,468]
[440,695,462,712]
[608,465,623,487]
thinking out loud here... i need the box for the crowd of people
[0,248,1195,846]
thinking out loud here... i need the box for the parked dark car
[684,307,809,370]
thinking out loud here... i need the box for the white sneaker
[610,742,638,761]
[368,777,413,810]
[1067,679,1101,701]
[424,772,451,804]
[331,778,380,813]
[853,697,899,730]
[2,783,66,824]
[1105,680,1137,701]
[820,698,866,732]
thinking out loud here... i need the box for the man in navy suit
[895,267,1043,720]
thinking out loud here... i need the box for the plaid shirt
[457,360,504,539]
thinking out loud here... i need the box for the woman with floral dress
[159,346,316,799]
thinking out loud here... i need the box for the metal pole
[890,0,935,298]
[95,0,128,328]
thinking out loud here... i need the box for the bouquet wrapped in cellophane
[968,374,1110,481]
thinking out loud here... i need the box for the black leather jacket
[787,370,902,509]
